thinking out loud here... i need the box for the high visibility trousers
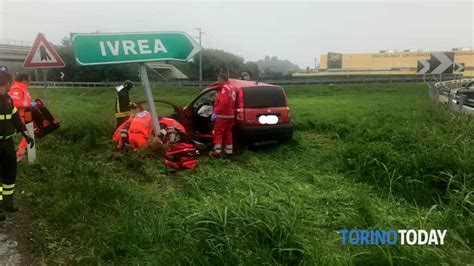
[16,137,27,161]
[212,118,234,155]
[0,139,17,199]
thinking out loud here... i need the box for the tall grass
[15,84,474,264]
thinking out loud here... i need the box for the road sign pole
[42,68,48,107]
[26,122,36,163]
[195,28,204,83]
[138,63,161,136]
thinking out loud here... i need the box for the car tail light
[236,91,244,122]
[236,108,244,122]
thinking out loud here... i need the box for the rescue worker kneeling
[113,110,154,150]
[113,112,187,150]
[113,112,198,172]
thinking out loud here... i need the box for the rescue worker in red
[211,73,236,157]
[128,110,154,149]
[115,80,136,129]
[113,111,154,150]
[0,71,34,219]
[8,73,33,162]
[114,112,186,150]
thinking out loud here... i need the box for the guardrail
[28,81,215,88]
[428,85,474,114]
[30,75,472,88]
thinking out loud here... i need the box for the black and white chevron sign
[429,52,454,74]
[453,63,465,73]
[417,59,430,74]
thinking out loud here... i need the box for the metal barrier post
[458,94,467,112]
[447,92,454,108]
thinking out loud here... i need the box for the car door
[182,88,218,141]
[134,99,186,124]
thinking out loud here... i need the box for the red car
[145,79,293,147]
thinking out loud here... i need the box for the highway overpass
[0,39,32,76]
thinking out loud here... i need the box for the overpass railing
[0,39,32,47]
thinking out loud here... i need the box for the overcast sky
[0,0,472,68]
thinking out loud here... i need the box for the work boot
[209,150,222,159]
[3,195,19,212]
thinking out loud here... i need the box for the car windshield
[243,86,286,108]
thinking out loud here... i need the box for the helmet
[240,72,250,80]
[0,70,13,86]
[123,80,134,89]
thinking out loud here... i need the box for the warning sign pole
[25,122,36,163]
[23,33,65,108]
[43,69,48,106]
[23,33,65,163]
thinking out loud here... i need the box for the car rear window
[242,86,286,108]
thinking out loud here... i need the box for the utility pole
[195,28,204,83]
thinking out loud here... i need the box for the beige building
[295,49,474,77]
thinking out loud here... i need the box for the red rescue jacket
[129,111,153,137]
[214,81,236,118]
[9,81,31,120]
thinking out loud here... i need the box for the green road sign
[70,32,201,65]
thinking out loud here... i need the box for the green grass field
[16,83,473,264]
